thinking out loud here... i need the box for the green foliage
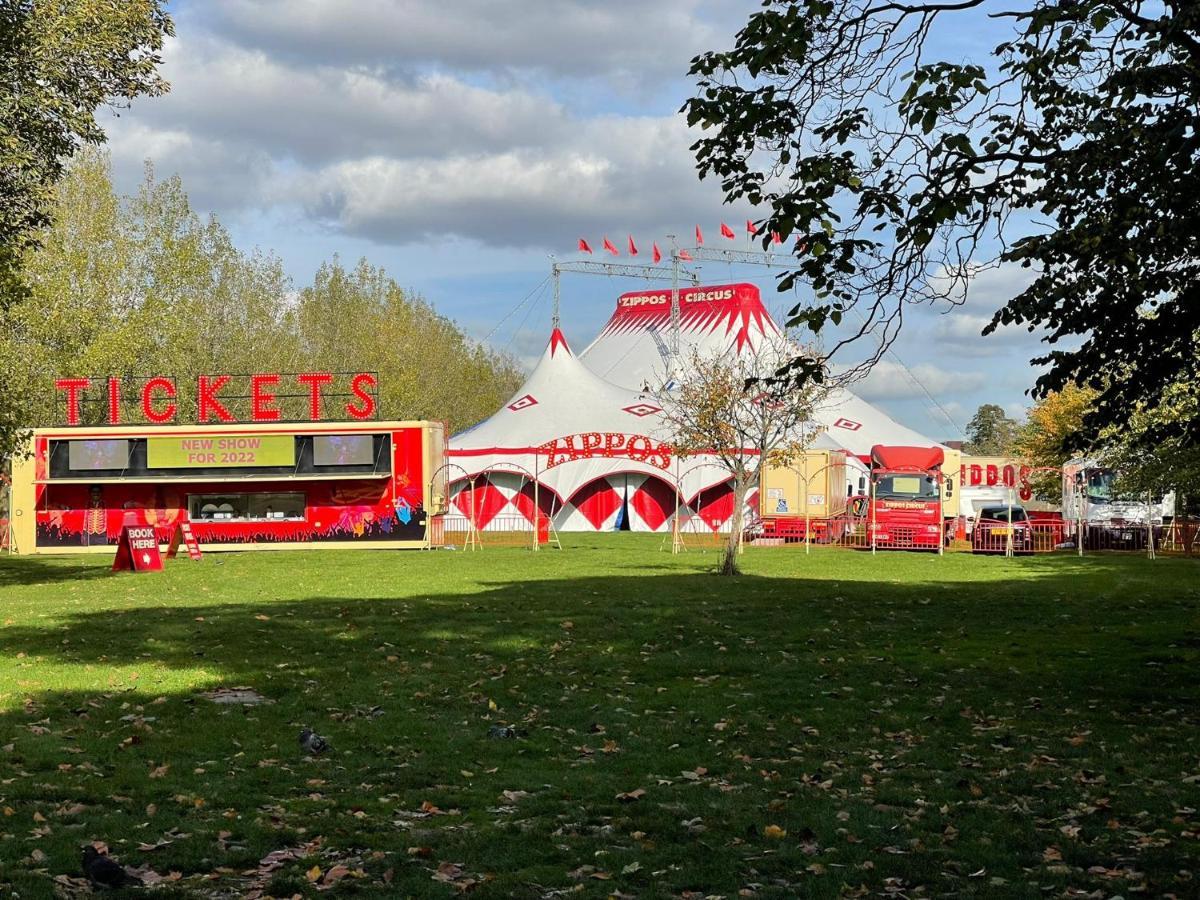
[1099,361,1200,507]
[963,403,1020,456]
[296,258,523,432]
[0,152,522,455]
[0,540,1198,896]
[0,0,172,286]
[684,1,1200,447]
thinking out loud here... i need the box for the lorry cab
[867,445,952,550]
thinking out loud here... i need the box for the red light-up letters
[107,377,122,425]
[296,372,334,420]
[346,373,378,420]
[197,375,235,423]
[54,372,378,425]
[141,378,177,423]
[251,374,281,421]
[54,378,91,426]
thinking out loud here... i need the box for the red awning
[870,445,945,472]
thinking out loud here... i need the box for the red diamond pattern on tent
[569,479,623,529]
[510,480,558,524]
[630,477,676,530]
[622,402,661,418]
[452,478,509,529]
[694,482,734,530]
[508,394,538,412]
[833,417,862,431]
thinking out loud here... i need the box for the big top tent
[447,282,944,533]
[580,283,944,458]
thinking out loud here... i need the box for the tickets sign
[147,434,295,468]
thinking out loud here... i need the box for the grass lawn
[0,537,1198,898]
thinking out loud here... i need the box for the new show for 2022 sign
[146,434,296,468]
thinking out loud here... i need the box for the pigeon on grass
[299,728,332,755]
[82,845,141,888]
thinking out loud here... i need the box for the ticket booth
[8,373,446,554]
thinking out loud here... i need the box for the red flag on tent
[746,219,757,236]
[602,236,619,256]
[678,248,694,261]
[578,238,593,254]
[771,231,783,245]
[652,242,662,263]
[720,222,736,239]
[627,235,638,256]
[695,225,704,245]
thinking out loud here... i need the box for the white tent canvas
[447,282,943,532]
[448,329,737,532]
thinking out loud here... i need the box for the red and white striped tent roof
[580,282,942,458]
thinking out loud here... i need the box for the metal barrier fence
[440,512,558,549]
[745,513,1199,559]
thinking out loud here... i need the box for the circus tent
[580,283,943,458]
[446,282,943,533]
[447,327,746,532]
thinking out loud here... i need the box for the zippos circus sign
[538,433,672,470]
[54,372,379,426]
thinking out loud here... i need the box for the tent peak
[548,327,571,357]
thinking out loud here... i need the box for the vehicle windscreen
[875,473,939,501]
[1085,470,1116,504]
[980,507,1028,522]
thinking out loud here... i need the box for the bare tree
[654,337,829,575]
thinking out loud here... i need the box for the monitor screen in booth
[67,439,130,471]
[313,434,375,466]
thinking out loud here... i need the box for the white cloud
[102,21,734,247]
[850,360,987,402]
[292,116,720,246]
[203,0,739,81]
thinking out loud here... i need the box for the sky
[99,0,1050,442]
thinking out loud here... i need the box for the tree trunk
[720,475,749,576]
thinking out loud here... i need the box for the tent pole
[669,236,681,369]
[551,262,560,330]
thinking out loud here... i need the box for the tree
[294,258,523,432]
[1093,364,1200,521]
[684,1,1200,450]
[963,404,1020,456]
[0,0,172,288]
[0,151,523,456]
[1016,384,1097,469]
[654,338,827,576]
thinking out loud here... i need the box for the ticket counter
[8,421,445,554]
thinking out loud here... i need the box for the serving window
[189,492,306,522]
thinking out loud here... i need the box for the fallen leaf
[616,788,646,802]
[306,865,322,882]
[764,825,787,839]
[322,864,351,885]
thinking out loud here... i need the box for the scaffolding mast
[550,257,700,365]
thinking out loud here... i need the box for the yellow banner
[147,434,295,468]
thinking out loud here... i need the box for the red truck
[864,445,950,551]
